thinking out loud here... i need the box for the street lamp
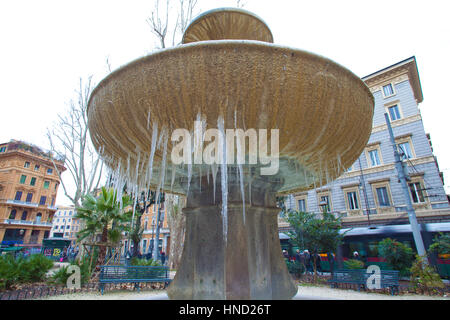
[150,219,155,259]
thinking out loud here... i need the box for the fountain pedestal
[167,171,297,300]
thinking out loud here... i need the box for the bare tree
[147,0,198,49]
[47,76,104,207]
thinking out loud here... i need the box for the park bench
[98,265,171,295]
[328,269,399,295]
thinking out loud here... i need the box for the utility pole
[384,113,427,258]
[358,158,371,226]
[152,196,162,261]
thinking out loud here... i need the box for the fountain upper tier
[87,8,374,196]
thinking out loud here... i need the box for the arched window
[9,209,16,219]
[36,212,42,223]
[21,211,28,221]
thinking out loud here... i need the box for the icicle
[235,109,246,224]
[170,163,176,192]
[187,163,192,196]
[211,163,218,203]
[147,122,158,185]
[218,115,228,244]
[155,130,168,210]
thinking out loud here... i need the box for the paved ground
[38,285,448,300]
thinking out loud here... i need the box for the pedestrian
[353,251,360,260]
[161,251,166,265]
[327,252,335,274]
[294,249,302,263]
[303,250,312,273]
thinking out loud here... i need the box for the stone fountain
[87,8,374,299]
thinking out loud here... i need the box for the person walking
[161,251,166,265]
[304,250,312,274]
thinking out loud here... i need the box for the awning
[279,232,290,240]
[0,246,24,252]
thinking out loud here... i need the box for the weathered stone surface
[167,174,297,300]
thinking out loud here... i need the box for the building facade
[50,206,80,245]
[136,200,170,259]
[0,140,66,248]
[283,57,449,228]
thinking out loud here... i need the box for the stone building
[137,200,170,259]
[283,56,449,228]
[50,206,80,246]
[0,140,66,248]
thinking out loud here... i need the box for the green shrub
[344,259,365,269]
[286,260,305,278]
[19,254,54,283]
[410,255,444,294]
[0,253,53,290]
[130,257,162,266]
[50,257,92,286]
[0,254,20,290]
[378,238,414,277]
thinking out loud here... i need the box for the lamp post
[150,219,155,259]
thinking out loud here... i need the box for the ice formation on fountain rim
[87,7,374,199]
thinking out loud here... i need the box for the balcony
[6,200,38,208]
[2,219,52,227]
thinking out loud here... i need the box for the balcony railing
[6,200,38,207]
[3,219,52,227]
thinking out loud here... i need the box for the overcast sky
[1,0,449,206]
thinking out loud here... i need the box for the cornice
[363,57,423,103]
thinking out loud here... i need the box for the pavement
[39,285,449,300]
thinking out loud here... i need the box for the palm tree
[76,187,132,269]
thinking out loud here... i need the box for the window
[15,191,22,201]
[382,83,395,97]
[398,142,413,160]
[36,213,42,223]
[368,149,381,167]
[20,175,26,184]
[409,182,425,203]
[0,146,6,152]
[30,177,36,186]
[54,183,58,191]
[319,195,331,213]
[34,165,40,171]
[26,192,33,203]
[24,162,30,168]
[9,209,17,219]
[66,225,70,229]
[298,199,306,212]
[39,196,47,205]
[69,211,72,215]
[47,168,53,174]
[376,187,391,207]
[143,239,148,253]
[388,104,401,121]
[51,197,55,206]
[21,211,28,220]
[346,191,360,210]
[43,181,50,189]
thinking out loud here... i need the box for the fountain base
[167,170,297,300]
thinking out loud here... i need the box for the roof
[362,56,423,103]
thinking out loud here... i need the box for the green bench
[328,269,399,295]
[99,265,171,295]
